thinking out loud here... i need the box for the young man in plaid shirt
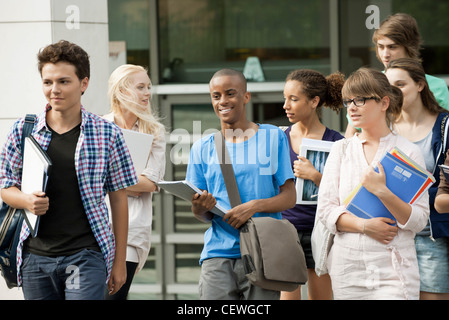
[0,40,138,299]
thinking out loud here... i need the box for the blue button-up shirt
[0,105,138,285]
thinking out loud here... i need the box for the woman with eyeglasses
[316,67,430,299]
[385,58,449,300]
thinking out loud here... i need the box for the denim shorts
[415,235,449,293]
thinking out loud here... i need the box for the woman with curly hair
[280,69,345,300]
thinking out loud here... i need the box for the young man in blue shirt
[186,69,296,300]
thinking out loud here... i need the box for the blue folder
[346,150,433,221]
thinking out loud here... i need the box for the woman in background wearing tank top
[386,58,449,300]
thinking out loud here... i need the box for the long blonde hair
[108,64,164,137]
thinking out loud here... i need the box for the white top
[316,132,430,299]
[103,113,166,273]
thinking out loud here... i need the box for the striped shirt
[0,105,138,285]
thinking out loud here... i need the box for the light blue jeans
[21,249,107,300]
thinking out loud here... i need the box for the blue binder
[345,149,434,221]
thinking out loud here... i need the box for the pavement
[0,279,23,300]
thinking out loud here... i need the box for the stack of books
[439,164,449,182]
[344,147,435,221]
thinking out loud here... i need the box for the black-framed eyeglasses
[343,97,378,108]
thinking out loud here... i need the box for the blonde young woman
[280,69,344,300]
[104,64,166,299]
[317,68,430,299]
[385,58,449,300]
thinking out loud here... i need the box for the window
[392,0,449,75]
[158,0,331,83]
[108,0,151,67]
[340,0,449,77]
[106,0,449,300]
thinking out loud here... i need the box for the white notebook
[21,136,52,237]
[121,129,154,174]
[157,180,227,217]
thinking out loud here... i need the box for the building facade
[1,0,448,299]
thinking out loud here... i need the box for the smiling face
[42,61,89,114]
[283,80,318,123]
[209,74,250,125]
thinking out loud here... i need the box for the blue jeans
[21,249,107,300]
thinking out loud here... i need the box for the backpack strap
[214,131,242,208]
[21,114,36,154]
[437,114,449,166]
[442,114,449,150]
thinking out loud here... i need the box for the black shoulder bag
[0,114,36,288]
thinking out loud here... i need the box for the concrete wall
[0,0,110,298]
[0,0,110,148]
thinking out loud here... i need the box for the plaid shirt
[0,105,138,285]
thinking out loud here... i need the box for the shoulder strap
[214,131,242,208]
[440,114,449,161]
[441,114,449,146]
[21,114,36,154]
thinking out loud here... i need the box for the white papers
[121,129,154,174]
[157,180,227,217]
[296,138,334,204]
[21,136,52,237]
[440,164,449,183]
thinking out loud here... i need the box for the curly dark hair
[37,40,90,80]
[286,69,345,114]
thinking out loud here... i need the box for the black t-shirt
[24,124,100,256]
